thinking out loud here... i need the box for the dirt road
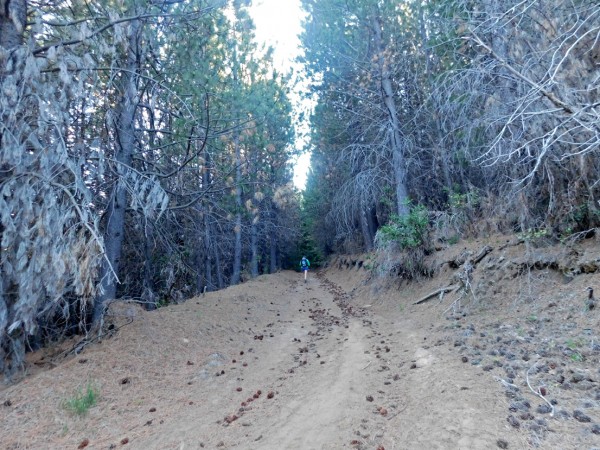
[0,269,527,449]
[124,271,520,449]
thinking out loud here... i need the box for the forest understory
[1,233,599,449]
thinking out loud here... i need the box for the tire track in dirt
[123,272,384,450]
[224,273,384,449]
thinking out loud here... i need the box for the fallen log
[413,285,457,305]
[471,245,493,266]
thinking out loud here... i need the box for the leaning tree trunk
[94,17,141,323]
[371,15,409,217]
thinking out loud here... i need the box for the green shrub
[374,204,432,280]
[376,204,429,250]
[63,383,98,415]
[447,235,460,245]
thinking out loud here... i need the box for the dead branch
[442,262,477,315]
[447,245,493,270]
[467,32,575,115]
[64,316,134,358]
[526,361,555,417]
[413,285,457,305]
[494,376,519,390]
[442,289,467,315]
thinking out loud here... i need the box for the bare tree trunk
[0,0,26,51]
[204,211,213,291]
[0,0,26,377]
[417,0,431,77]
[143,87,157,310]
[250,216,258,277]
[195,217,205,294]
[360,207,374,251]
[231,133,243,285]
[269,212,277,274]
[202,141,214,292]
[143,219,156,310]
[371,15,409,216]
[214,240,224,289]
[94,17,141,322]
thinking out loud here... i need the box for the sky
[248,0,312,190]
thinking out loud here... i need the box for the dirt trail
[127,271,520,450]
[3,260,595,449]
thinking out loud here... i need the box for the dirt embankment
[1,234,599,449]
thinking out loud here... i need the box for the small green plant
[559,227,574,243]
[447,190,480,210]
[447,235,460,245]
[526,314,538,323]
[63,383,98,415]
[518,228,549,242]
[570,352,584,362]
[566,338,584,350]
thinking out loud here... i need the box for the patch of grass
[570,352,584,362]
[62,383,98,415]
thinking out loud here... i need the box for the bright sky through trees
[249,0,311,190]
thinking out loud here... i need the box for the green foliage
[379,186,395,210]
[376,204,429,250]
[563,203,600,233]
[570,352,584,362]
[518,228,549,242]
[288,210,325,270]
[447,189,479,210]
[566,338,583,350]
[156,298,169,309]
[62,383,98,415]
[447,235,460,245]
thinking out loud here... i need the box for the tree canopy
[0,0,299,378]
[300,0,600,255]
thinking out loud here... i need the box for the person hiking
[300,256,310,283]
